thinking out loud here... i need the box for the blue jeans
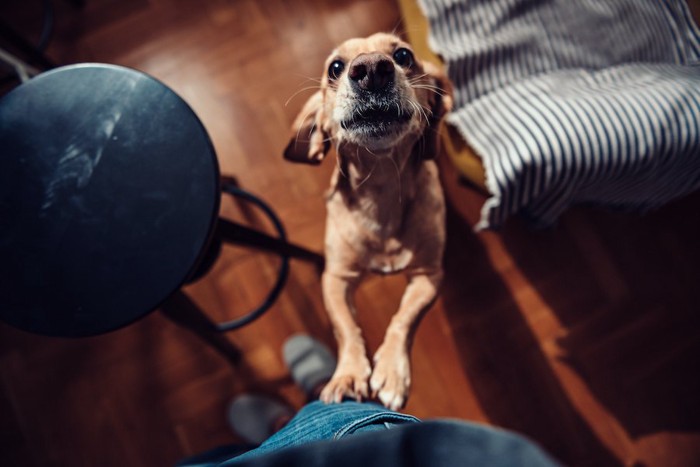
[178,401,418,466]
[179,401,558,466]
[227,401,419,464]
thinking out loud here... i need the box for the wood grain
[1,0,699,465]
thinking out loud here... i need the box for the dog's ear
[284,91,330,164]
[415,61,454,160]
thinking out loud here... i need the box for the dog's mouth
[340,104,413,137]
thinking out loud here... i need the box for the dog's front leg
[320,272,372,403]
[370,271,442,410]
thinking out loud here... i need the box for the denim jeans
[226,401,419,464]
[177,401,418,466]
[179,401,559,467]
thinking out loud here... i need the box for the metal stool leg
[217,218,325,268]
[160,290,242,364]
[161,180,324,361]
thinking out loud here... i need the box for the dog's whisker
[387,152,403,205]
[413,83,445,96]
[406,100,419,123]
[408,73,430,83]
[335,146,348,180]
[355,158,378,189]
[418,101,434,116]
[364,145,379,157]
[294,107,318,145]
[285,86,322,107]
[408,99,430,125]
[390,20,405,39]
[410,84,448,97]
[408,74,447,94]
[420,101,433,121]
[291,71,322,81]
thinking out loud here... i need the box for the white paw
[319,359,371,403]
[370,346,411,411]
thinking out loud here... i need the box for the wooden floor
[1,1,700,466]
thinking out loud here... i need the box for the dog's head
[284,32,453,164]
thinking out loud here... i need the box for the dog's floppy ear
[415,61,454,160]
[284,91,330,165]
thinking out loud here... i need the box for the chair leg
[160,290,242,364]
[0,21,56,70]
[217,218,325,269]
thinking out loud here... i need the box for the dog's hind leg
[370,270,442,410]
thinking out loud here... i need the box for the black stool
[0,63,323,362]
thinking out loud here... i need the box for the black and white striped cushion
[419,0,700,229]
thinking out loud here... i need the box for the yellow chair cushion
[397,0,487,192]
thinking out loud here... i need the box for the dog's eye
[328,60,345,80]
[392,48,414,68]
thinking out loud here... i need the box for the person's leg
[175,444,251,467]
[225,335,419,464]
[179,335,420,466]
[283,334,337,399]
[178,335,333,466]
[227,400,420,464]
[228,394,295,445]
[218,334,336,449]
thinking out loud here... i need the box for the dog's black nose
[348,53,395,92]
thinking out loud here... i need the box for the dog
[284,32,453,410]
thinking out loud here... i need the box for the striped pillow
[419,0,700,229]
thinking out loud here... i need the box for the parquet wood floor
[1,1,699,466]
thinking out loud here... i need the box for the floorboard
[1,1,699,465]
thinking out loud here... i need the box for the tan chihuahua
[284,32,453,410]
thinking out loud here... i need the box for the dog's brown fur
[284,33,453,410]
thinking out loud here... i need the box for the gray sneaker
[282,334,336,398]
[227,394,294,445]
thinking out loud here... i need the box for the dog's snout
[349,53,395,92]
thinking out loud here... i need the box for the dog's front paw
[370,344,411,411]
[320,358,371,403]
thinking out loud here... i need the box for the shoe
[227,394,294,445]
[282,334,336,399]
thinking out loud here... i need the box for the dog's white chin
[352,133,405,151]
[338,121,413,152]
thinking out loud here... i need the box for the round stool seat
[0,64,219,337]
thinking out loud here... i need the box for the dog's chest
[367,238,413,274]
